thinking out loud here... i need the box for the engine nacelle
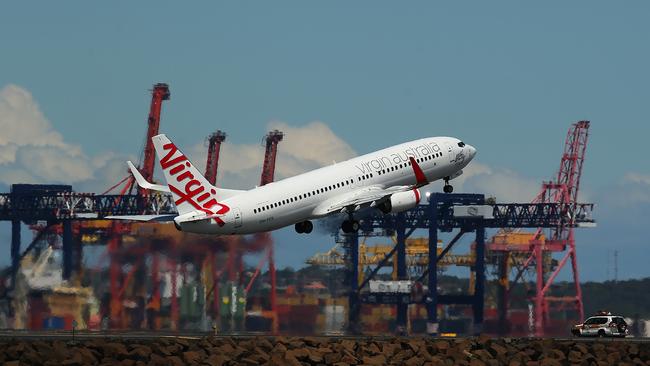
[379,189,421,214]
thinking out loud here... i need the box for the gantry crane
[243,130,284,333]
[488,121,591,336]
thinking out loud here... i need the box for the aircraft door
[233,208,242,228]
[446,142,454,163]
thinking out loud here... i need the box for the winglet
[127,161,170,192]
[409,157,428,186]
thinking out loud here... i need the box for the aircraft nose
[467,144,477,159]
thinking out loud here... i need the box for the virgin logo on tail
[160,142,229,226]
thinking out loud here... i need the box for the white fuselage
[179,136,475,235]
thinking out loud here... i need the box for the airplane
[108,134,476,235]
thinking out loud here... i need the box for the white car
[572,313,628,337]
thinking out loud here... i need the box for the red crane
[261,130,283,334]
[107,83,170,328]
[140,83,171,190]
[530,120,590,335]
[260,130,284,186]
[203,130,227,325]
[241,130,284,333]
[205,131,227,185]
[491,121,590,336]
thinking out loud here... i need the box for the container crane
[488,121,591,336]
[240,130,284,333]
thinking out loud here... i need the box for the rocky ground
[0,335,649,366]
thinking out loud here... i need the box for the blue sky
[0,1,648,281]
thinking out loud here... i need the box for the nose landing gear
[294,220,313,234]
[443,177,454,193]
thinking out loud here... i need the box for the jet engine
[379,189,421,214]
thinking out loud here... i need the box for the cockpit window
[457,142,466,147]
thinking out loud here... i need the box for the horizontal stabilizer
[105,214,177,222]
[127,161,170,192]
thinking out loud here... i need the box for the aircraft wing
[312,156,430,216]
[313,184,412,216]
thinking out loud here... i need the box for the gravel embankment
[1,335,649,365]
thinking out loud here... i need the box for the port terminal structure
[340,192,595,336]
[0,83,285,331]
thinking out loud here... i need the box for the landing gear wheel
[341,219,359,233]
[443,177,453,193]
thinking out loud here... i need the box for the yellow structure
[307,237,476,285]
[489,231,546,246]
[44,285,93,329]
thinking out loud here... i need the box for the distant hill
[551,278,650,318]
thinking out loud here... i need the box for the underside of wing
[313,185,412,216]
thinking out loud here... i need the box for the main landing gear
[295,220,313,234]
[443,177,454,193]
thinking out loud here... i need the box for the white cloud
[0,84,357,194]
[0,84,131,190]
[447,161,541,202]
[623,172,650,186]
[605,172,650,205]
[187,121,357,189]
